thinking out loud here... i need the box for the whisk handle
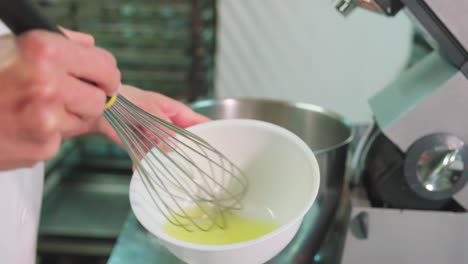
[0,0,113,103]
[0,0,62,35]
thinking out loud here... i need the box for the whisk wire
[104,106,185,227]
[133,109,244,201]
[127,117,227,230]
[104,95,249,231]
[126,99,248,206]
[109,98,226,231]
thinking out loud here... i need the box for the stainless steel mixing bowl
[190,98,353,263]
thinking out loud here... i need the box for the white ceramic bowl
[130,119,320,264]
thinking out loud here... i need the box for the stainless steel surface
[191,98,353,154]
[348,211,368,240]
[416,149,464,192]
[108,213,181,263]
[335,0,356,15]
[40,173,130,238]
[105,95,248,231]
[191,98,353,262]
[108,98,353,263]
[404,133,468,201]
[38,135,133,260]
[335,0,383,16]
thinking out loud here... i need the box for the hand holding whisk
[0,0,249,232]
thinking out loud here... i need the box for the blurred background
[34,0,420,263]
[37,1,216,263]
[38,0,216,101]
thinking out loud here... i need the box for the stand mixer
[335,1,468,263]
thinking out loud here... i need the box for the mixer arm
[334,0,468,75]
[334,0,468,210]
[335,0,404,16]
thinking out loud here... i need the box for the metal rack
[38,0,216,101]
[36,1,217,263]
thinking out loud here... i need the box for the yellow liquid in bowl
[163,210,279,245]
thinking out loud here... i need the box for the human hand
[0,29,120,170]
[94,84,210,145]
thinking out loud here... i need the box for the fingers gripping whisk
[104,95,248,231]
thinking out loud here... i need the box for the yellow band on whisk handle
[105,95,118,109]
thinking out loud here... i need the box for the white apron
[0,21,45,264]
[0,164,44,264]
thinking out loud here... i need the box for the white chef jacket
[0,21,45,264]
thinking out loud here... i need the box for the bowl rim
[190,97,354,155]
[129,118,320,251]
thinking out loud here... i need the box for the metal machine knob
[416,148,464,192]
[335,0,356,16]
[362,128,468,210]
[405,133,468,201]
[335,0,385,16]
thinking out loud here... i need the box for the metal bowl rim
[190,97,354,154]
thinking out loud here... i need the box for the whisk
[0,0,248,231]
[106,95,249,231]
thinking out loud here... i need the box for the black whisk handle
[0,0,63,35]
[0,0,112,102]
